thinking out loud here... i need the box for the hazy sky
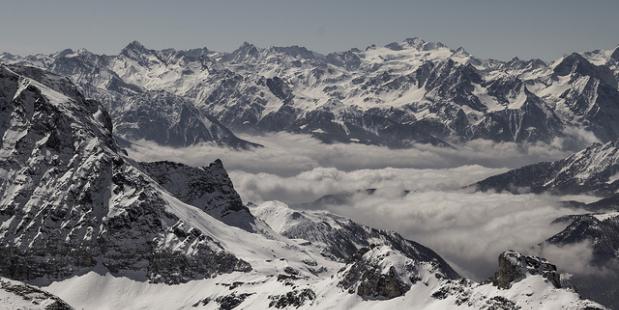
[1,0,618,60]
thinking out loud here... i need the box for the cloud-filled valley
[128,133,600,281]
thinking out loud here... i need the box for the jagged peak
[269,45,320,59]
[528,58,547,68]
[453,46,468,54]
[235,41,259,53]
[224,41,261,62]
[501,56,547,70]
[553,52,590,74]
[385,37,448,52]
[54,47,97,60]
[206,158,226,173]
[403,37,426,47]
[56,48,75,57]
[239,41,256,49]
[553,52,617,87]
[120,40,153,57]
[124,40,147,51]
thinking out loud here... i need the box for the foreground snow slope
[41,202,605,310]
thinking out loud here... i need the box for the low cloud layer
[230,165,504,204]
[293,187,584,279]
[127,132,571,176]
[534,241,608,276]
[127,133,597,280]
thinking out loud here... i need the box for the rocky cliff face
[0,64,251,284]
[493,250,561,289]
[113,90,259,148]
[139,159,261,232]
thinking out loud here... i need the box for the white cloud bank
[127,132,571,176]
[127,133,598,280]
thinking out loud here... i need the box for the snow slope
[40,201,605,310]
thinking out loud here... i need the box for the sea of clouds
[128,133,604,279]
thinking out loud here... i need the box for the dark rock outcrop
[492,250,561,289]
[268,288,316,308]
[139,160,259,232]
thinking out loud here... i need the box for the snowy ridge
[473,140,619,195]
[544,208,619,309]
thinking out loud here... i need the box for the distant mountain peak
[120,40,152,57]
[385,37,447,52]
[454,46,467,53]
[403,37,426,47]
[124,40,147,50]
[554,52,617,88]
[224,41,260,62]
[554,52,589,74]
[270,45,319,59]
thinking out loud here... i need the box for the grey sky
[1,0,618,60]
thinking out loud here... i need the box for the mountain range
[2,38,619,148]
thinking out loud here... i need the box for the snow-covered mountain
[0,64,252,284]
[472,140,619,309]
[543,210,619,310]
[3,39,619,147]
[472,141,619,261]
[473,140,619,195]
[0,47,258,149]
[0,64,604,309]
[114,90,259,148]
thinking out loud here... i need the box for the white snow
[594,211,619,222]
[606,172,619,184]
